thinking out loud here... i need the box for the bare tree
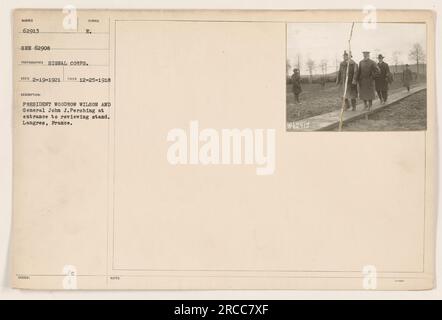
[319,59,328,87]
[392,50,401,74]
[409,43,425,80]
[296,54,302,70]
[373,48,381,60]
[335,54,339,73]
[306,58,315,84]
[320,59,328,74]
[286,59,292,78]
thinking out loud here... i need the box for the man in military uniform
[291,68,302,103]
[375,54,392,104]
[402,64,413,92]
[356,51,380,110]
[336,51,358,111]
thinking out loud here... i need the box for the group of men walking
[290,51,415,111]
[336,50,396,111]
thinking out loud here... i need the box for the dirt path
[287,81,426,122]
[340,90,427,131]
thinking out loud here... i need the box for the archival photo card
[11,9,436,290]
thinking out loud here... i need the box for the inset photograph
[286,23,427,131]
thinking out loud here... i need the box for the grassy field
[286,78,425,122]
[341,90,427,131]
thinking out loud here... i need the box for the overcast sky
[287,22,426,75]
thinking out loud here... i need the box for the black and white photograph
[286,22,427,131]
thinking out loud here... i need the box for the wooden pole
[338,23,355,131]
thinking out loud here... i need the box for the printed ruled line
[16,273,431,280]
[16,48,109,50]
[18,64,110,67]
[19,31,109,34]
[51,48,110,50]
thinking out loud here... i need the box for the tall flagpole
[338,22,355,131]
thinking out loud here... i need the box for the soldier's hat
[378,54,385,59]
[362,51,370,54]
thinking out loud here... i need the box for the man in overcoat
[402,64,413,92]
[291,68,302,103]
[356,51,380,110]
[375,54,392,104]
[336,51,358,111]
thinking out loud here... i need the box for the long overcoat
[402,69,413,87]
[356,58,380,100]
[337,59,358,99]
[375,61,391,91]
[291,73,302,95]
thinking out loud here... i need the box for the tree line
[287,43,426,84]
